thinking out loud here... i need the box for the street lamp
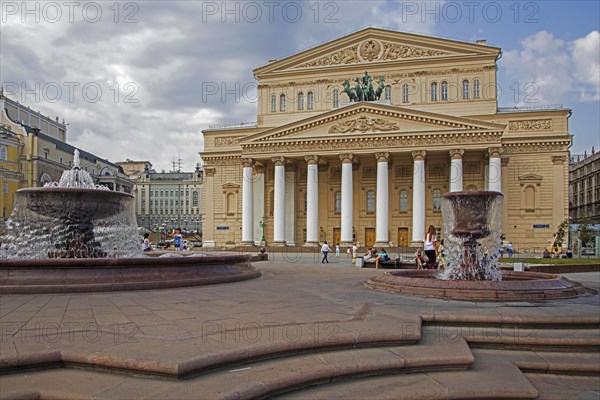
[259,217,267,245]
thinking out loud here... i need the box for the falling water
[438,191,503,281]
[0,150,140,259]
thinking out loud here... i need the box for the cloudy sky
[1,0,599,171]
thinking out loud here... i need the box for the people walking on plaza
[142,233,153,252]
[424,225,438,266]
[321,241,332,263]
[173,228,183,251]
[437,240,446,269]
[335,243,340,257]
[507,242,513,257]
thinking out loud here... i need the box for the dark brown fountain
[367,190,589,301]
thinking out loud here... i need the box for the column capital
[412,150,426,161]
[254,162,265,174]
[272,156,286,167]
[488,147,503,158]
[339,153,354,164]
[375,152,390,162]
[241,158,254,168]
[205,167,216,177]
[449,149,464,159]
[552,155,567,164]
[304,155,319,165]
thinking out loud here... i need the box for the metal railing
[207,122,257,130]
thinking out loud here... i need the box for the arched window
[40,173,53,186]
[366,190,375,212]
[192,191,198,207]
[462,80,470,99]
[226,193,236,214]
[384,85,392,101]
[432,189,442,211]
[525,186,536,210]
[307,91,314,110]
[270,94,276,112]
[399,189,408,212]
[334,191,341,213]
[402,83,409,103]
[473,79,480,99]
[431,82,438,101]
[0,147,7,160]
[332,88,339,108]
[304,192,307,213]
[279,94,286,112]
[269,190,274,216]
[297,92,304,111]
[441,81,448,101]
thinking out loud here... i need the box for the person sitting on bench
[374,248,389,269]
[415,250,428,269]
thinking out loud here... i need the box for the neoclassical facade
[201,28,572,250]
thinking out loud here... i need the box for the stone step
[275,349,539,400]
[0,332,473,400]
[424,324,600,351]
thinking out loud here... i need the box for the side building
[118,162,203,238]
[570,149,600,224]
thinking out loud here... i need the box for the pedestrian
[424,225,437,266]
[321,241,332,263]
[142,233,153,252]
[173,228,184,251]
[335,243,340,257]
[352,242,358,263]
[499,244,504,258]
[507,242,513,258]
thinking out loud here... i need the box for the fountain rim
[16,187,134,198]
[442,190,503,199]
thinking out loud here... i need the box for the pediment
[518,173,543,184]
[240,102,505,144]
[222,182,240,189]
[255,27,499,75]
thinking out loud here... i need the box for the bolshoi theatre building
[200,28,571,250]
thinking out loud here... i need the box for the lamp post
[259,217,266,246]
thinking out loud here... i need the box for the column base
[272,240,287,247]
[303,241,320,247]
[340,241,353,248]
[410,241,424,248]
[203,240,216,248]
[374,241,390,248]
[286,242,297,246]
[241,241,255,247]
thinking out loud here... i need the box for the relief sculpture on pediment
[328,116,399,133]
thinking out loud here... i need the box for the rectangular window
[3,183,8,193]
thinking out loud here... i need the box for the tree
[576,219,596,247]
[552,219,569,248]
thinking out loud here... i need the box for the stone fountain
[367,190,589,301]
[0,150,261,294]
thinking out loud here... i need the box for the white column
[411,151,426,246]
[449,149,464,192]
[272,156,286,246]
[488,147,503,193]
[374,152,390,247]
[304,155,319,246]
[253,163,265,245]
[340,153,354,246]
[284,165,297,246]
[203,167,216,248]
[241,158,254,246]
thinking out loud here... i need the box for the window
[385,85,392,101]
[280,94,286,112]
[307,91,314,109]
[399,189,408,212]
[432,189,442,211]
[304,192,307,213]
[270,94,276,112]
[431,82,438,101]
[333,88,339,108]
[192,191,198,207]
[44,151,48,159]
[297,92,304,111]
[0,147,6,160]
[334,191,341,213]
[402,84,409,103]
[269,190,274,216]
[3,183,8,193]
[525,186,535,210]
[441,81,448,101]
[462,80,470,99]
[366,190,375,212]
[473,79,480,98]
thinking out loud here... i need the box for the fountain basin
[366,270,590,301]
[0,254,261,294]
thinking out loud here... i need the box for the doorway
[333,228,341,246]
[398,227,409,247]
[365,228,375,247]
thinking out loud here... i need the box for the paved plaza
[1,253,599,399]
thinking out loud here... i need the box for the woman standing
[423,225,437,267]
